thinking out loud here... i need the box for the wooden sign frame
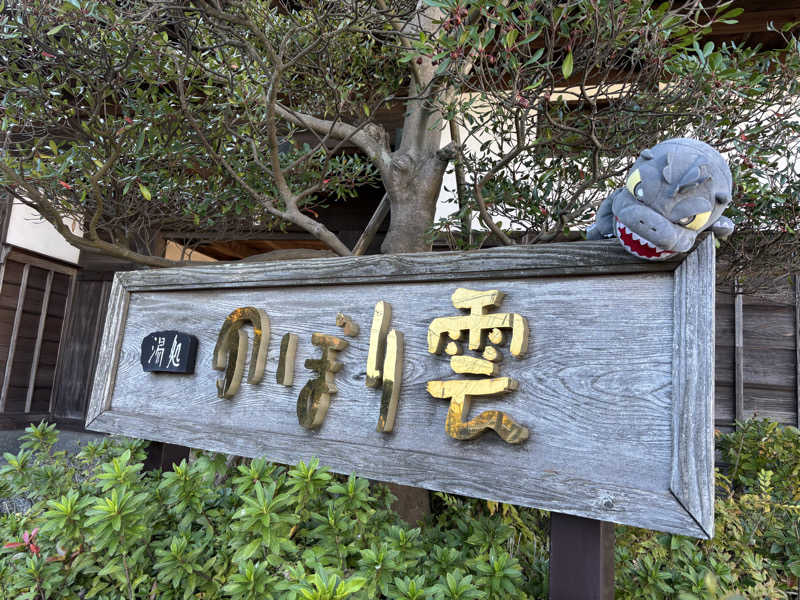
[86,236,714,539]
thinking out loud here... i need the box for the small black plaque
[141,331,198,374]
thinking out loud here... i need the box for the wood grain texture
[86,240,713,538]
[796,274,800,428]
[734,292,744,424]
[716,304,795,350]
[670,235,715,539]
[51,278,106,419]
[26,270,53,413]
[85,277,128,425]
[116,240,682,293]
[0,263,29,411]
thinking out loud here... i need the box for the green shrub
[1,419,798,599]
[616,420,800,600]
[0,423,538,599]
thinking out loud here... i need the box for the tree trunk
[381,150,449,254]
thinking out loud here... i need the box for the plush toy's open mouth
[615,218,676,260]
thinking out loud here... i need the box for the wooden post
[549,513,614,600]
[0,263,29,411]
[795,274,800,428]
[143,441,190,472]
[734,286,744,425]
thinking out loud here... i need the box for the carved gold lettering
[336,313,360,337]
[482,346,502,362]
[366,301,391,387]
[297,333,348,429]
[212,307,269,399]
[376,330,403,432]
[427,288,530,444]
[450,355,498,377]
[276,332,298,386]
[428,288,529,357]
[427,378,528,444]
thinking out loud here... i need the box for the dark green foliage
[1,420,799,599]
[0,423,535,599]
[615,420,800,600]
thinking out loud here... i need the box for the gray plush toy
[586,138,734,259]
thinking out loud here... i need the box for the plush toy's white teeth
[615,219,674,258]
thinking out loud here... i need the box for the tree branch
[0,162,179,267]
[352,193,390,256]
[274,103,392,173]
[175,67,352,257]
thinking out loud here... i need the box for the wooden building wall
[49,271,114,423]
[715,287,800,431]
[0,249,77,428]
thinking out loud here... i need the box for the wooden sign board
[86,237,715,539]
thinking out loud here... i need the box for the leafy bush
[0,423,537,599]
[616,420,800,600]
[1,419,798,599]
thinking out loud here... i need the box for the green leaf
[47,23,66,35]
[138,183,151,201]
[503,28,518,49]
[561,51,573,79]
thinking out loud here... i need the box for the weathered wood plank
[6,250,77,278]
[670,235,715,538]
[117,240,681,293]
[741,348,795,390]
[87,241,714,538]
[51,278,107,420]
[716,304,795,350]
[0,263,29,411]
[89,410,705,537]
[715,383,734,423]
[48,271,76,415]
[796,274,800,427]
[714,345,734,385]
[86,278,127,424]
[743,385,798,423]
[26,270,53,413]
[734,291,744,424]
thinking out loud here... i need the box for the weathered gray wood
[0,263,29,411]
[716,304,795,351]
[796,274,800,427]
[26,270,53,413]
[49,272,77,414]
[670,234,715,538]
[116,240,682,293]
[6,250,77,278]
[85,278,128,424]
[50,277,109,419]
[87,239,714,538]
[734,290,744,423]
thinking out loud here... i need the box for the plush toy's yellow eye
[677,211,711,231]
[626,169,642,197]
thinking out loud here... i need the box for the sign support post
[549,513,615,600]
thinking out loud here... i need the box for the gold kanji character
[427,288,529,444]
